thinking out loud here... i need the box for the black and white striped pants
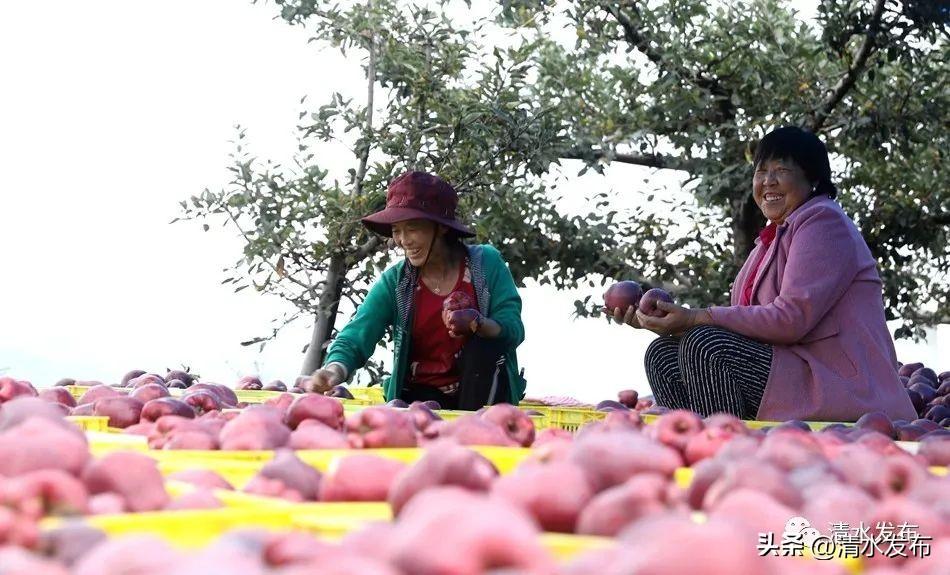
[644,325,773,419]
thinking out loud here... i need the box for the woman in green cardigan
[304,171,526,409]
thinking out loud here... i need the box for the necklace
[430,266,448,294]
[426,258,452,295]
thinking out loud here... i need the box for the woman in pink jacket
[612,126,916,423]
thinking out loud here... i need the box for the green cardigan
[323,244,526,404]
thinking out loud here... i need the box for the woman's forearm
[475,316,503,338]
[692,308,715,328]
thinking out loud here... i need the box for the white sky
[0,0,945,402]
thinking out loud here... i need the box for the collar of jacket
[748,194,835,302]
[752,194,833,247]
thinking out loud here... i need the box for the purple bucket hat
[361,171,475,238]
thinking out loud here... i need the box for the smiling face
[753,158,814,225]
[391,219,441,267]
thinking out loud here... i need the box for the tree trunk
[731,192,763,267]
[300,254,347,375]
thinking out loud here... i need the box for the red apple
[285,394,345,430]
[603,281,643,313]
[187,383,237,407]
[918,436,949,466]
[575,473,675,536]
[491,461,595,533]
[442,290,474,324]
[617,389,638,408]
[319,455,407,502]
[93,396,144,429]
[0,378,38,404]
[164,370,195,387]
[71,535,179,575]
[907,389,926,414]
[129,383,170,404]
[236,375,263,390]
[911,367,938,383]
[568,431,683,492]
[345,407,417,448]
[0,397,71,431]
[140,398,196,422]
[218,406,291,450]
[77,385,122,405]
[38,387,78,408]
[289,420,350,449]
[81,452,169,512]
[166,469,233,491]
[255,449,322,501]
[638,288,674,317]
[650,409,704,453]
[898,362,924,377]
[128,374,165,389]
[479,403,535,447]
[391,488,555,575]
[387,441,499,516]
[855,411,896,438]
[119,370,146,387]
[181,391,221,415]
[684,426,737,465]
[437,414,517,447]
[263,380,287,392]
[445,309,479,337]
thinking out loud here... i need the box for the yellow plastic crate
[66,416,110,432]
[298,446,533,476]
[673,463,944,491]
[137,446,533,489]
[674,467,694,489]
[40,507,296,549]
[42,502,610,563]
[639,413,853,431]
[534,406,606,433]
[348,386,386,404]
[157,458,267,489]
[87,431,150,455]
[231,389,374,407]
[290,502,393,539]
[437,408,546,429]
[66,385,89,401]
[538,533,613,561]
[65,385,132,402]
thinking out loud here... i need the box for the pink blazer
[709,195,916,422]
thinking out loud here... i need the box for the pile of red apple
[898,362,950,426]
[2,368,949,573]
[0,397,251,546]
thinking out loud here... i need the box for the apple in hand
[445,309,480,337]
[603,281,643,314]
[442,291,474,323]
[638,288,674,318]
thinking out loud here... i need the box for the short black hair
[753,126,838,198]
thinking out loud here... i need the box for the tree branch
[219,202,312,292]
[606,4,729,100]
[808,0,886,132]
[348,235,384,265]
[931,212,950,226]
[353,0,377,197]
[558,148,700,173]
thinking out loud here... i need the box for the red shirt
[740,222,778,306]
[409,258,478,388]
